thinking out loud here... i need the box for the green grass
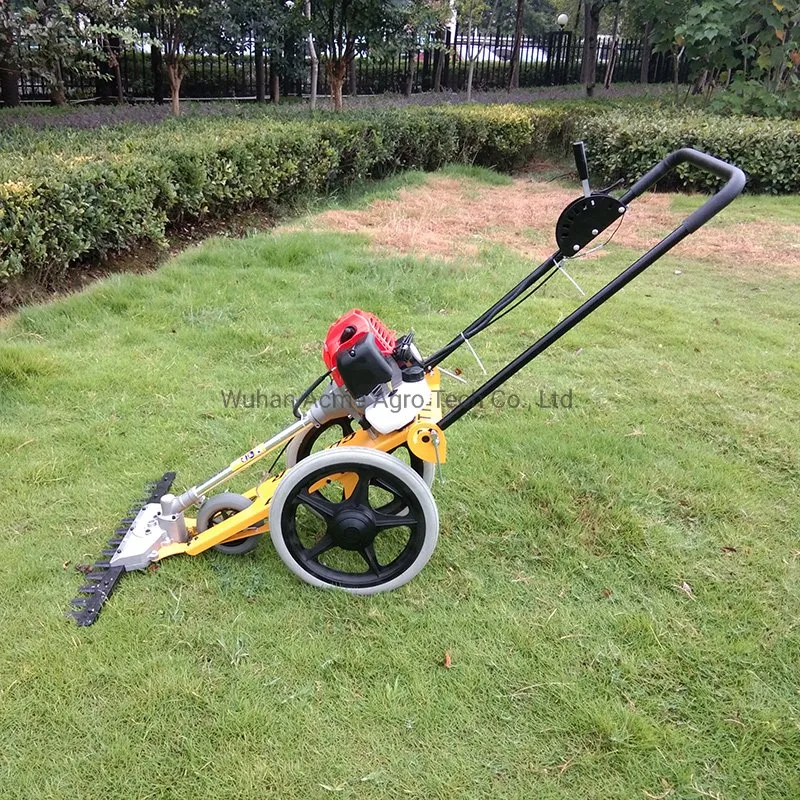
[1,170,799,800]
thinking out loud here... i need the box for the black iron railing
[10,32,687,104]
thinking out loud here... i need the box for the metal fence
[12,32,685,103]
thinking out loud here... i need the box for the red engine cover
[323,309,396,386]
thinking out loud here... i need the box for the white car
[491,44,549,64]
[452,41,549,64]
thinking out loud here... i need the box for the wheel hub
[329,507,376,550]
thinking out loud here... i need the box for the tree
[623,0,691,84]
[580,0,604,96]
[455,0,490,102]
[392,0,450,97]
[304,0,319,108]
[6,0,139,106]
[676,0,800,95]
[80,0,132,104]
[14,1,98,105]
[313,0,390,110]
[221,0,302,104]
[132,0,225,116]
[507,0,524,89]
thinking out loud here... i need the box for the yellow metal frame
[156,370,447,561]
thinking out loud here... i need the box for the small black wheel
[270,447,438,593]
[196,493,262,555]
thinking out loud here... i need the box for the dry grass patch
[297,174,800,278]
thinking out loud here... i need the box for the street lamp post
[556,13,570,85]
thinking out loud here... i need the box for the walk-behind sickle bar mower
[70,145,746,625]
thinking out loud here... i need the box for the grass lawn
[1,168,798,800]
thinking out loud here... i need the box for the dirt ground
[297,175,800,279]
[4,171,796,316]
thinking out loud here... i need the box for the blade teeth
[68,473,175,626]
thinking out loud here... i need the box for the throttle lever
[572,141,591,198]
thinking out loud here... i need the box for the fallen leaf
[442,651,452,669]
[75,563,92,575]
[557,755,576,775]
[721,545,737,553]
[601,587,613,598]
[673,581,695,600]
[62,560,71,570]
[644,777,674,799]
[625,428,644,437]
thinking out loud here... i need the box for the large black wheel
[196,492,262,555]
[269,447,438,593]
[285,414,435,496]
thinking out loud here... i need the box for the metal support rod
[438,226,689,430]
[167,417,313,513]
[195,417,311,496]
[425,252,560,368]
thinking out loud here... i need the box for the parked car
[491,44,549,64]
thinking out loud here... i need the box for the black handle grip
[572,141,590,183]
[619,148,746,233]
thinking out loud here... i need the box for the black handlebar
[572,141,590,184]
[619,148,747,233]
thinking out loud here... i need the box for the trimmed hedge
[0,105,571,286]
[578,108,800,195]
[3,100,798,287]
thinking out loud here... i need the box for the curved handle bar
[619,148,747,233]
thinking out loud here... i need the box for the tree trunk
[466,60,475,102]
[50,60,66,105]
[581,1,601,97]
[0,10,20,107]
[255,40,266,102]
[507,0,524,90]
[639,21,652,84]
[114,64,123,103]
[328,58,346,111]
[303,0,318,109]
[673,45,683,93]
[109,35,123,103]
[167,62,182,116]
[270,53,280,103]
[603,0,620,89]
[97,35,123,104]
[432,31,444,92]
[309,41,318,108]
[404,49,416,97]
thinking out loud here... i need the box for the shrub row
[3,100,798,287]
[577,108,800,195]
[0,104,571,286]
